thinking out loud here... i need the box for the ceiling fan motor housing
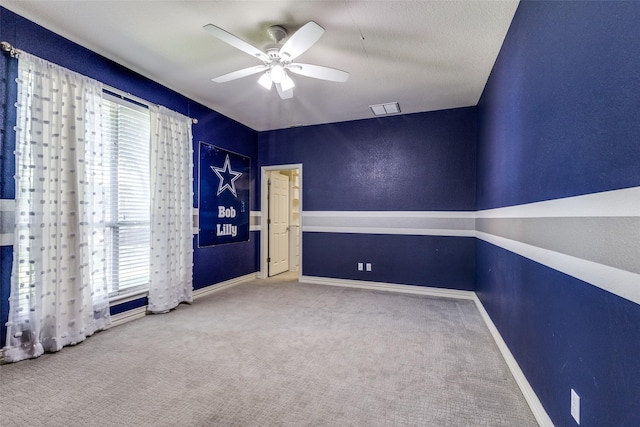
[266,48,281,60]
[267,25,287,44]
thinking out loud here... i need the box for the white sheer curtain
[5,53,110,362]
[148,106,193,313]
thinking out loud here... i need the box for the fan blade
[204,24,268,62]
[212,66,268,83]
[288,63,350,82]
[276,83,294,100]
[279,21,325,60]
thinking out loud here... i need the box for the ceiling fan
[203,21,350,100]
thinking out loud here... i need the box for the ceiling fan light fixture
[270,64,286,84]
[258,73,273,90]
[205,21,349,100]
[280,75,295,91]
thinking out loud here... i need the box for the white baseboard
[193,273,257,300]
[300,275,476,300]
[108,306,147,329]
[472,295,554,427]
[300,274,553,426]
[106,273,257,329]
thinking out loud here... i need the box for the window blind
[101,94,151,295]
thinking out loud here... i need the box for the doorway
[260,164,302,279]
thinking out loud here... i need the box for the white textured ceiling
[3,1,519,131]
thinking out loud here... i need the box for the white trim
[473,295,554,427]
[109,289,148,305]
[0,199,13,210]
[302,226,475,237]
[107,306,146,329]
[260,164,303,279]
[105,273,257,328]
[476,186,639,218]
[192,207,199,235]
[0,234,12,246]
[250,211,261,232]
[476,231,640,305]
[303,210,476,218]
[192,272,256,300]
[297,187,639,304]
[301,210,475,237]
[300,275,475,300]
[1,199,15,246]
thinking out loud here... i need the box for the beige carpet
[0,274,537,426]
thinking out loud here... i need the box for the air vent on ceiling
[369,102,401,116]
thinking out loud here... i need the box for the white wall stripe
[0,199,15,246]
[304,210,476,218]
[302,226,475,237]
[477,186,640,218]
[476,231,640,305]
[0,235,12,246]
[4,187,639,301]
[302,211,475,236]
[299,187,639,305]
[477,216,639,274]
[250,211,261,231]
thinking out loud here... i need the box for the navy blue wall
[0,7,260,346]
[304,233,475,290]
[4,4,639,425]
[477,1,640,210]
[1,9,17,199]
[260,109,477,211]
[477,1,640,425]
[259,109,477,289]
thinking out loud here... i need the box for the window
[101,94,151,296]
[8,53,193,362]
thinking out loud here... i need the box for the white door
[269,171,290,276]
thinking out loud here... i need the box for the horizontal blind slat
[102,97,151,295]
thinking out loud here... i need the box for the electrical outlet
[571,388,580,424]
[358,262,364,271]
[366,263,372,272]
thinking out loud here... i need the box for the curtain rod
[104,84,152,107]
[103,87,198,125]
[102,83,198,125]
[1,41,197,125]
[1,41,21,58]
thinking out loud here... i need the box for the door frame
[260,164,303,279]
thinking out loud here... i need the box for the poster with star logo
[198,142,250,246]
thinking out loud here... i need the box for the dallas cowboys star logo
[212,154,242,197]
